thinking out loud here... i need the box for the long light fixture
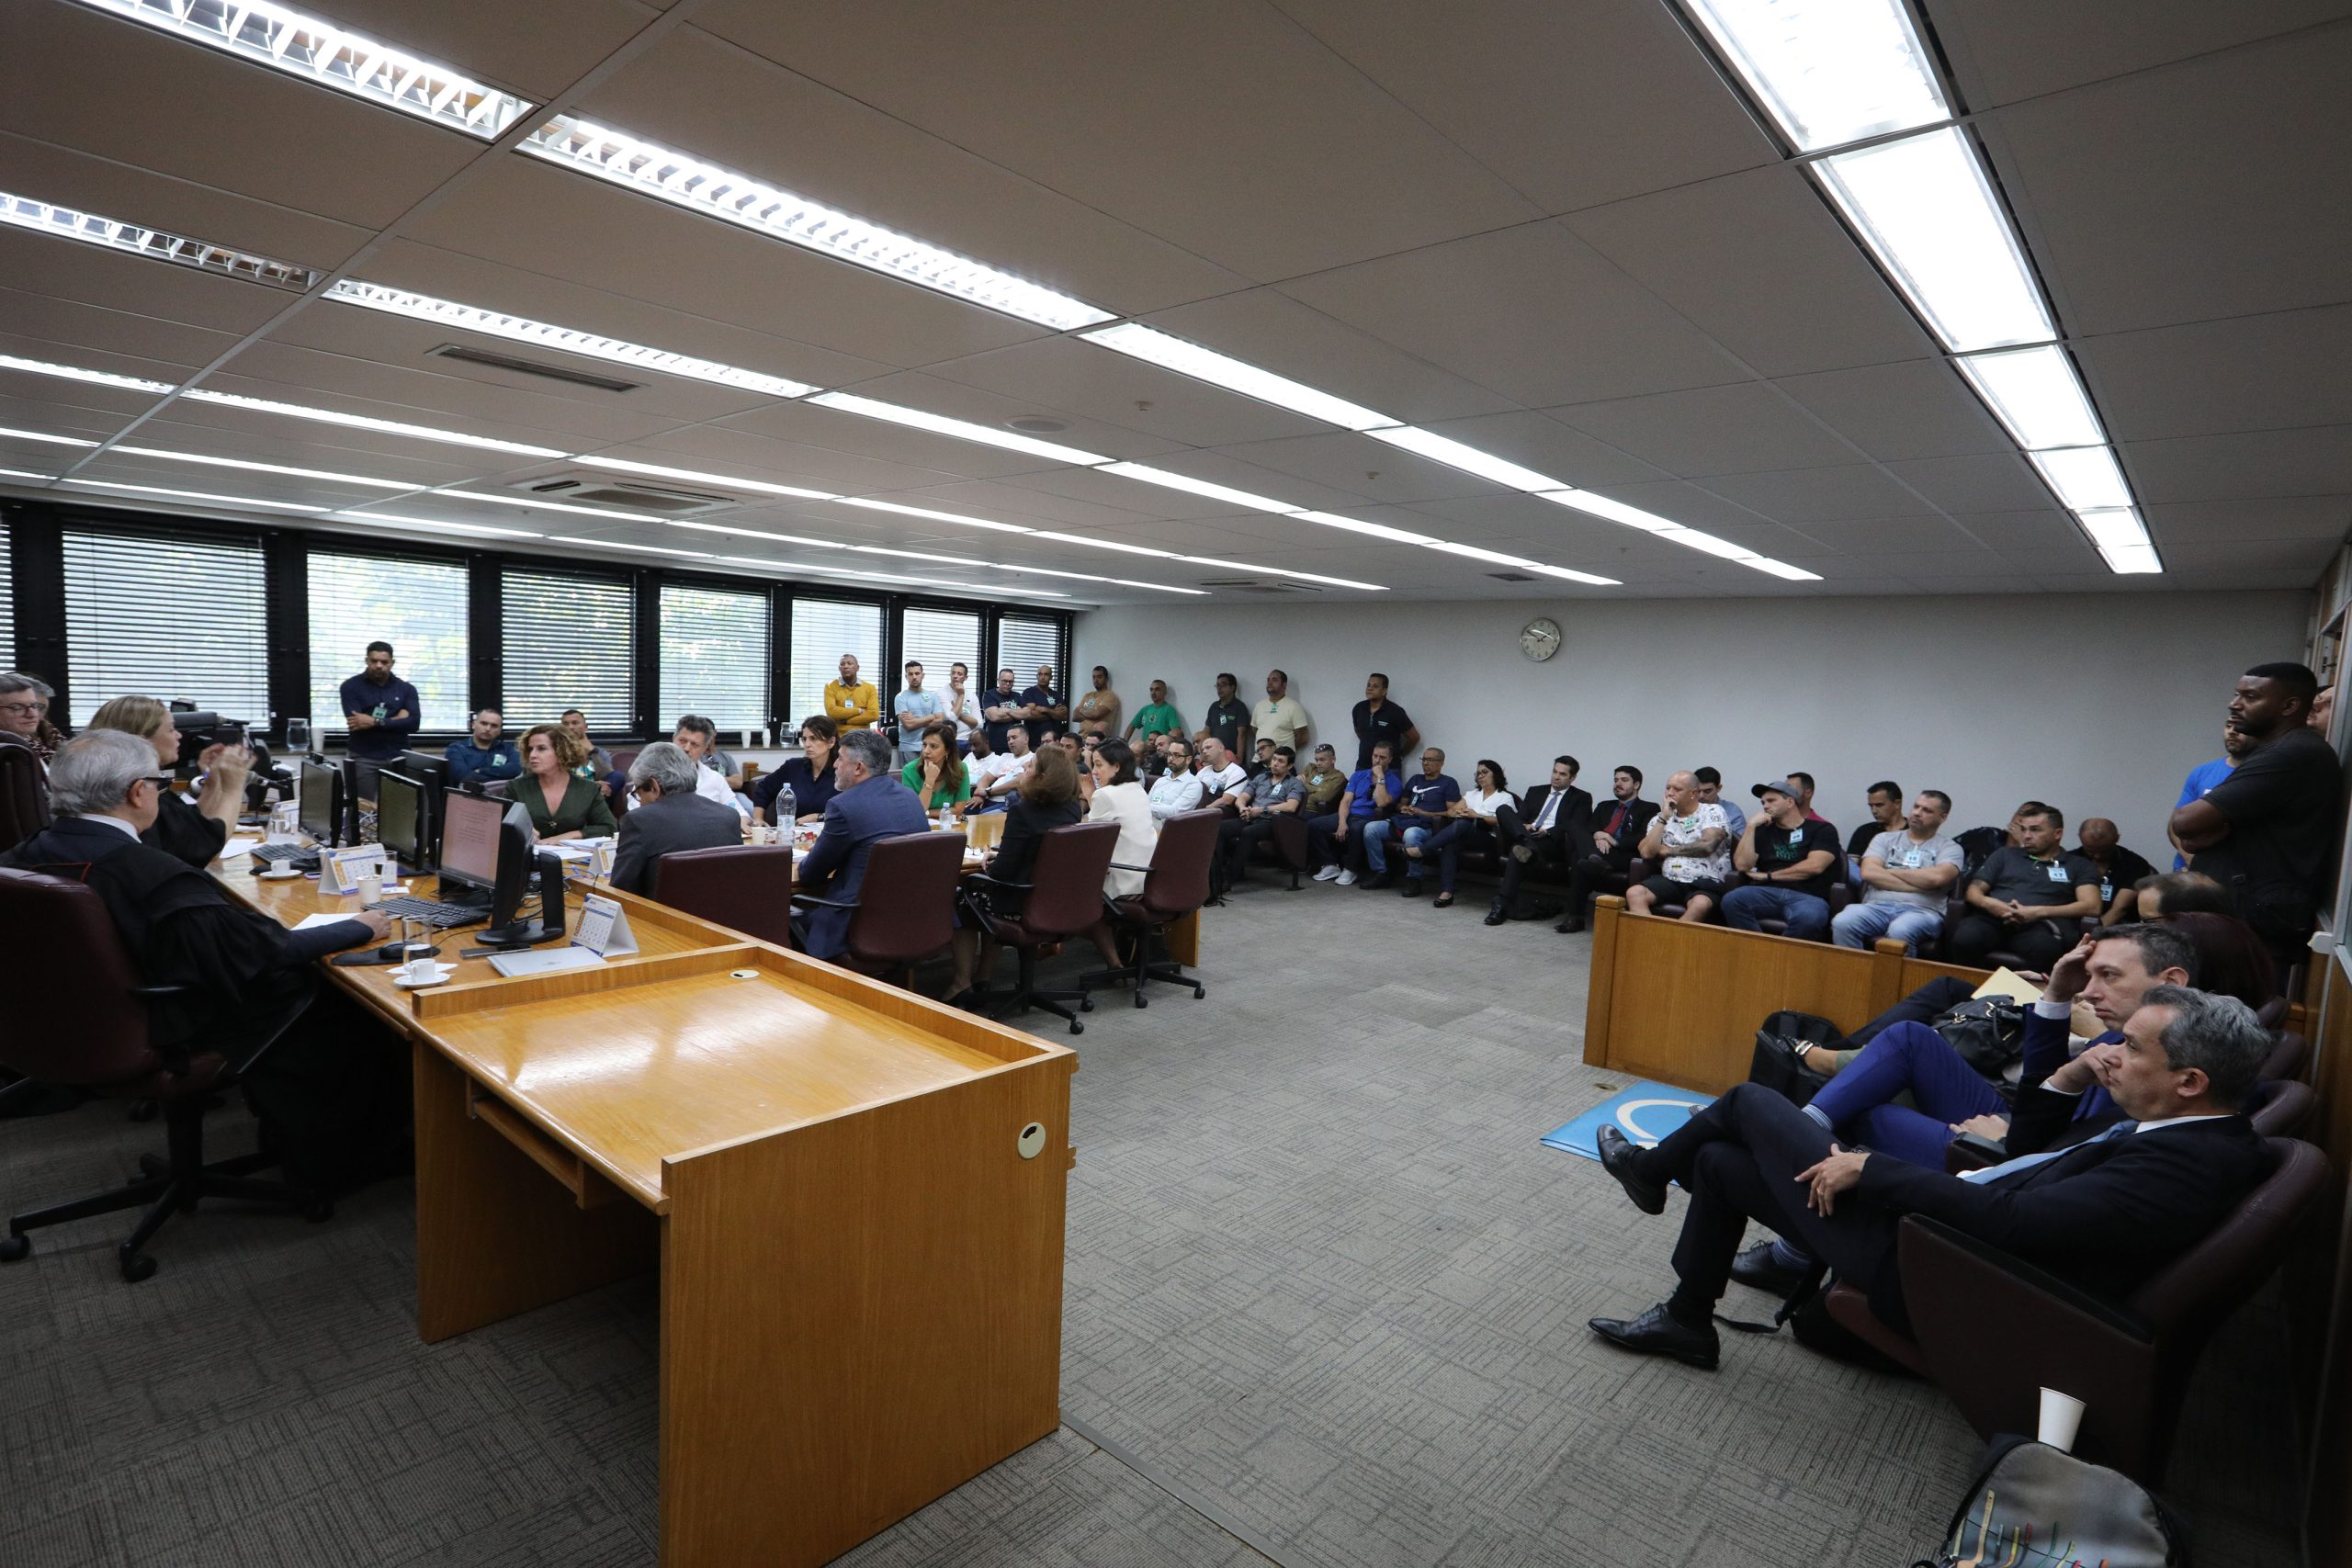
[1746,558,1826,581]
[0,189,319,288]
[835,497,1032,533]
[715,556,1073,600]
[1077,323,1396,431]
[547,535,712,559]
[1176,555,1385,592]
[1422,540,1620,586]
[436,489,662,522]
[179,388,567,457]
[2101,544,2162,575]
[519,117,1112,331]
[61,477,326,512]
[112,445,413,489]
[1363,426,1568,492]
[0,352,174,394]
[1952,345,2102,451]
[587,457,838,502]
[332,510,542,539]
[1812,128,2052,354]
[2028,446,2132,512]
[1096,461,1301,514]
[0,425,98,448]
[1288,510,1439,546]
[664,520,849,550]
[72,0,533,139]
[2076,507,2152,555]
[1538,491,1681,533]
[325,281,817,398]
[808,392,1110,465]
[0,467,55,481]
[1679,0,1948,152]
[841,544,1207,595]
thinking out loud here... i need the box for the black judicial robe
[144,788,230,871]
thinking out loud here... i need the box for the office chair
[1081,809,1219,1009]
[962,821,1118,1033]
[791,830,963,987]
[650,843,795,947]
[0,743,50,855]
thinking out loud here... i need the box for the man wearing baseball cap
[1720,779,1844,941]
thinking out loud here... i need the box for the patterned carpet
[0,878,2303,1566]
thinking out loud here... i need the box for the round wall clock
[1520,616,1562,662]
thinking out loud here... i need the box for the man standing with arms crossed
[339,639,419,796]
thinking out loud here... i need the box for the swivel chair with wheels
[790,830,964,986]
[650,842,796,947]
[962,821,1118,1033]
[1081,809,1220,1009]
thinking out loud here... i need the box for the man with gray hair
[673,714,747,805]
[790,728,930,960]
[608,740,746,896]
[2,731,404,1188]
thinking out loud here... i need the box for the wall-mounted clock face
[1520,616,1561,662]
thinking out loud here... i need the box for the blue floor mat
[1542,1080,1715,1161]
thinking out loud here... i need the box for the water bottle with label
[775,783,795,831]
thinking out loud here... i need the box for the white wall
[1076,591,2311,855]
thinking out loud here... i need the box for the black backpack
[1747,1009,1842,1108]
[1915,1434,2186,1567]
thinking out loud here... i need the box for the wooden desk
[215,860,1076,1567]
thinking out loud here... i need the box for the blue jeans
[1804,1021,2007,1167]
[1832,900,1942,953]
[1720,885,1829,941]
[1363,818,1430,876]
[1419,819,1490,893]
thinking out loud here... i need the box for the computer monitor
[297,759,342,847]
[376,770,431,875]
[437,788,506,906]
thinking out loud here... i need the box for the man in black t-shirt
[1721,780,1842,940]
[2078,818,2158,925]
[1951,804,2100,969]
[1202,672,1250,755]
[1350,672,1419,771]
[2174,660,2342,966]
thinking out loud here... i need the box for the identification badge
[1903,851,1925,868]
[2046,863,2070,883]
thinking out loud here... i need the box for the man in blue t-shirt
[2169,725,2250,866]
[1306,741,1402,886]
[336,640,421,792]
[1364,747,1461,895]
[1018,665,1066,745]
[445,708,522,788]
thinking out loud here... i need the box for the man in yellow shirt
[824,652,881,730]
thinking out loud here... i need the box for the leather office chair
[1823,1136,2329,1483]
[1082,809,1219,1009]
[1269,813,1310,889]
[1943,1080,2316,1179]
[791,830,963,987]
[962,821,1119,1033]
[2258,1030,2307,1082]
[1936,896,2097,970]
[650,844,795,948]
[0,743,50,855]
[0,868,328,1283]
[1743,856,1855,941]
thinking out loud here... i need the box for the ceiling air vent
[1486,571,1537,582]
[1006,416,1071,434]
[1193,577,1321,593]
[513,472,742,515]
[428,342,642,393]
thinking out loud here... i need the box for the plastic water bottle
[775,784,795,829]
[938,805,953,830]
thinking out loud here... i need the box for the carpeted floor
[0,876,2303,1566]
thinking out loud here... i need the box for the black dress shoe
[1730,1241,1811,1296]
[1596,1125,1667,1215]
[1483,897,1508,927]
[1554,915,1585,934]
[1400,877,1423,897]
[1589,1303,1720,1370]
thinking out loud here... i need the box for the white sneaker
[1313,864,1342,882]
[1336,869,1358,886]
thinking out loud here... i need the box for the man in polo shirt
[894,660,943,758]
[1720,780,1843,941]
[1351,673,1418,772]
[1125,679,1184,748]
[1950,803,2100,969]
[1203,672,1250,757]
[824,653,881,731]
[1298,744,1346,821]
[1833,789,1964,953]
[1308,741,1400,886]
[339,639,420,795]
[1251,669,1310,757]
[444,707,521,788]
[1364,746,1460,896]
[982,668,1023,751]
[1018,665,1066,745]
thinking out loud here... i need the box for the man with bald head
[2078,817,2156,926]
[1626,771,1733,924]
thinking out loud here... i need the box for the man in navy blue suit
[791,729,931,961]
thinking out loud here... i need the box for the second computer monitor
[297,759,342,847]
[439,788,505,896]
[376,770,431,872]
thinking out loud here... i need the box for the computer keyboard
[367,895,488,930]
[250,843,318,867]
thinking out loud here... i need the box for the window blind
[502,567,633,728]
[660,581,769,734]
[899,605,982,697]
[0,520,14,668]
[308,551,470,733]
[63,525,269,726]
[787,597,882,727]
[995,612,1066,690]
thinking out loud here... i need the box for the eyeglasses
[0,700,46,715]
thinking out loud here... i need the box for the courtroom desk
[222,860,1076,1567]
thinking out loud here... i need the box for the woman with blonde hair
[517,723,617,840]
[85,694,251,867]
[944,743,1086,1006]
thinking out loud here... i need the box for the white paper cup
[2037,1387,2086,1451]
[356,873,381,904]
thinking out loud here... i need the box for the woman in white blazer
[1082,740,1159,973]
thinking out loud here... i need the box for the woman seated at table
[1079,739,1159,974]
[944,744,1085,1006]
[752,715,842,827]
[85,694,252,868]
[901,720,971,813]
[518,724,617,841]
[1415,758,1512,910]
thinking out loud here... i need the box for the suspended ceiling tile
[2143,496,2351,543]
[300,0,660,101]
[923,337,1332,450]
[1794,515,1988,554]
[1882,452,2055,514]
[0,231,298,339]
[662,406,1004,494]
[1314,498,1543,546]
[2075,304,2352,443]
[1995,544,2109,576]
[799,368,1185,466]
[0,395,130,444]
[1280,222,1745,407]
[1777,359,2017,464]
[1547,381,1858,477]
[1410,410,1671,491]
[2148,536,2339,573]
[1205,431,1508,508]
[1562,478,1777,533]
[209,342,683,446]
[0,290,248,378]
[709,398,1085,483]
[1944,509,2083,552]
[2120,426,2352,503]
[121,412,492,482]
[1932,0,2350,108]
[1702,464,1928,524]
[886,479,1185,534]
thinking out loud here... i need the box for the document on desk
[291,912,360,931]
[487,946,604,978]
[217,837,265,862]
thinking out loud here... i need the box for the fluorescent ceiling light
[1523,564,1623,586]
[520,117,1113,331]
[1029,530,1179,558]
[180,389,566,457]
[325,281,816,398]
[1077,323,1396,432]
[587,457,837,501]
[714,556,1071,599]
[1654,526,1759,561]
[2101,543,2163,575]
[0,188,320,288]
[547,535,712,559]
[1745,558,1825,581]
[437,489,661,522]
[0,425,98,447]
[1954,345,2103,451]
[112,445,412,489]
[1288,510,1438,546]
[61,477,325,512]
[835,497,1032,533]
[1680,0,1949,152]
[333,511,541,539]
[1178,556,1385,592]
[1813,128,2053,353]
[1097,461,1299,513]
[808,391,1109,465]
[76,0,533,139]
[1423,539,1619,586]
[844,544,1206,595]
[663,520,847,550]
[1537,491,1681,533]
[1363,427,1567,492]
[0,352,174,394]
[2029,446,2132,512]
[2075,507,2150,553]
[0,467,55,480]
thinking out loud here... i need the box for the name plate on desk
[573,893,639,958]
[322,845,389,895]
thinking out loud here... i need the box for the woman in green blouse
[518,724,617,840]
[900,720,972,812]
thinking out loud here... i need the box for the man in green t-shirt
[1125,678,1184,745]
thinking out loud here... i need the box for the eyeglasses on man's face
[0,700,46,715]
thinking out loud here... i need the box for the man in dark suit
[1483,754,1591,926]
[791,729,932,960]
[1555,763,1657,934]
[608,741,745,897]
[1585,983,2275,1368]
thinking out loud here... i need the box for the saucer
[258,866,304,881]
[392,962,457,989]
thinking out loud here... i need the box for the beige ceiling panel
[1,0,479,228]
[995,466,1264,524]
[401,160,1043,369]
[1795,516,1990,554]
[1564,166,1931,378]
[583,425,965,500]
[207,342,680,446]
[2120,427,2352,504]
[298,0,658,101]
[1204,432,1507,508]
[1400,493,1632,548]
[1982,28,2352,335]
[924,337,1332,450]
[1933,0,2350,108]
[653,408,1001,495]
[2142,496,2351,542]
[2148,536,2339,575]
[1704,463,1938,524]
[2075,305,2352,444]
[788,368,1184,465]
[574,28,1245,315]
[70,448,404,508]
[1279,224,1744,407]
[1561,479,1778,533]
[693,0,1537,281]
[1409,411,1672,491]
[1548,381,1859,477]
[0,231,295,338]
[1882,453,2053,514]
[126,412,493,487]
[833,478,1161,536]
[1272,0,1775,215]
[0,290,246,377]
[1937,511,2077,553]
[1776,360,2015,464]
[0,393,134,441]
[708,398,1087,483]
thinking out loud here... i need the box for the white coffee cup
[356,871,381,905]
[2037,1387,2086,1451]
